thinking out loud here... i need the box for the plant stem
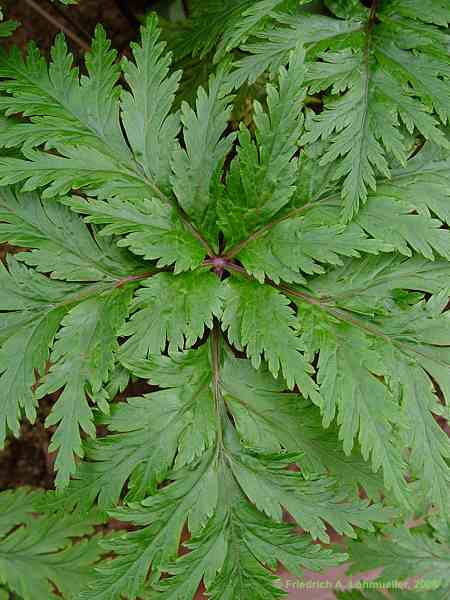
[211,320,224,449]
[224,197,337,259]
[114,271,156,288]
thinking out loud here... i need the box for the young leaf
[219,42,306,243]
[171,66,235,232]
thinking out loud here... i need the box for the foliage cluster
[0,1,449,598]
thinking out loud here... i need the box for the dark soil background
[4,0,158,55]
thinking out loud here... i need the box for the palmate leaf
[297,304,410,506]
[293,262,450,510]
[302,197,450,263]
[0,187,150,488]
[0,7,449,600]
[302,3,450,219]
[46,346,217,511]
[228,11,363,89]
[233,137,450,288]
[227,1,450,219]
[0,489,104,600]
[219,42,306,243]
[237,213,389,285]
[174,0,296,62]
[50,349,384,514]
[0,26,129,156]
[121,16,181,193]
[170,65,235,234]
[66,195,205,273]
[221,357,384,500]
[0,15,232,263]
[307,253,450,316]
[75,343,394,600]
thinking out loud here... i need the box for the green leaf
[222,277,319,399]
[324,0,368,19]
[1,7,449,599]
[51,345,217,510]
[301,9,450,219]
[0,19,204,271]
[0,489,103,600]
[227,5,450,218]
[171,66,235,232]
[0,257,81,447]
[347,525,450,587]
[297,306,410,507]
[76,342,394,600]
[294,288,450,510]
[381,0,450,27]
[119,271,224,360]
[36,287,133,488]
[369,140,450,225]
[227,445,395,543]
[308,253,450,315]
[0,26,129,156]
[305,198,450,263]
[173,0,292,61]
[66,194,206,273]
[219,42,306,243]
[227,13,364,89]
[121,15,181,192]
[0,187,140,281]
[376,294,450,510]
[0,488,41,537]
[221,357,384,500]
[237,216,388,284]
[214,0,290,61]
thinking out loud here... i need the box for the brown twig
[23,0,91,52]
[182,0,191,18]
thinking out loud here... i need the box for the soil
[3,0,145,55]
